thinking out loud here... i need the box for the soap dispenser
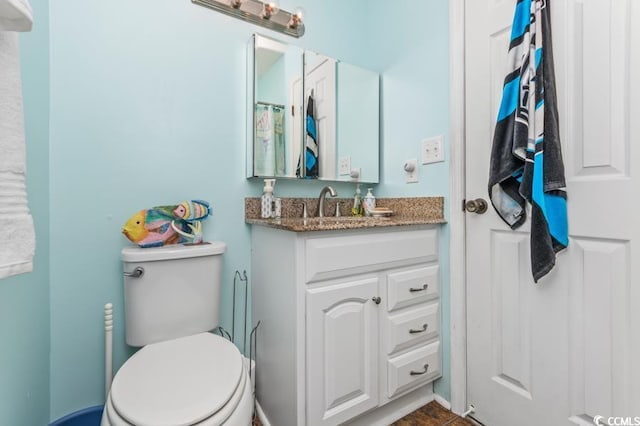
[261,179,276,218]
[363,188,376,216]
[351,184,363,216]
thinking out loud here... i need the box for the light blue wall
[0,0,50,424]
[366,0,452,399]
[47,0,372,420]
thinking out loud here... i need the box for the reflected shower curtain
[273,107,285,175]
[255,103,285,176]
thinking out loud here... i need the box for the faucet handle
[298,201,308,219]
[335,202,342,217]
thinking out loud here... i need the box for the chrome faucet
[317,186,338,217]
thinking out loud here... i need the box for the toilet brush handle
[104,303,113,399]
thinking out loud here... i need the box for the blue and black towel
[489,0,568,282]
[304,94,319,178]
[297,94,319,178]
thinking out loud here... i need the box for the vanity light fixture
[192,0,305,38]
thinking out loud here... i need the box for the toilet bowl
[101,332,253,426]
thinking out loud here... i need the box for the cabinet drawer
[305,228,438,283]
[387,341,441,398]
[387,265,439,312]
[385,303,439,354]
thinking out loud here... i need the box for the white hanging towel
[0,0,35,279]
[0,0,32,32]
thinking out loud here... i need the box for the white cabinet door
[306,276,380,426]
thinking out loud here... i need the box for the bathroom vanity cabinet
[251,225,442,426]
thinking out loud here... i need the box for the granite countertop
[245,197,446,232]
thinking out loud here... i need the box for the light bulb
[288,6,305,28]
[262,0,280,19]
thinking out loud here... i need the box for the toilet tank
[121,242,226,346]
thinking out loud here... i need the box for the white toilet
[101,243,254,426]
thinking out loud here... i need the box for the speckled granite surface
[245,197,445,232]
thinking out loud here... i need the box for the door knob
[465,198,488,214]
[372,296,381,305]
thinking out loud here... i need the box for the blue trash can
[49,405,104,426]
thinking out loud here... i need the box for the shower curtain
[255,103,285,176]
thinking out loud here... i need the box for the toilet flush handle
[123,267,144,278]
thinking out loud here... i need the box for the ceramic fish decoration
[122,200,211,248]
[154,200,211,222]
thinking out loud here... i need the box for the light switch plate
[422,136,445,164]
[339,156,351,175]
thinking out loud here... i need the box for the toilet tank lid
[121,242,226,262]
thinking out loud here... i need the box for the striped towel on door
[488,0,568,282]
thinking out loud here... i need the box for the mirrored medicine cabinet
[246,34,380,183]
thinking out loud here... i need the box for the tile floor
[391,401,476,426]
[252,401,476,426]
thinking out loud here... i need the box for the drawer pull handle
[409,284,428,293]
[409,324,428,334]
[410,363,430,376]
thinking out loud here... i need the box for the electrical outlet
[422,136,445,164]
[339,156,351,175]
[405,159,418,183]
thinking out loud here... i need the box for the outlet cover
[422,136,445,164]
[339,156,351,175]
[405,159,418,183]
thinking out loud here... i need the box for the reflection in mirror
[247,34,379,183]
[303,52,380,183]
[303,52,336,179]
[335,62,379,183]
[253,35,303,178]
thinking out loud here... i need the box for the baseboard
[434,394,451,410]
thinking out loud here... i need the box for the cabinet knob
[372,296,382,305]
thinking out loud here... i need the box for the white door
[306,277,379,426]
[305,56,336,179]
[465,1,640,425]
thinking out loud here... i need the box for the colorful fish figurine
[122,209,188,248]
[122,200,211,248]
[154,200,210,223]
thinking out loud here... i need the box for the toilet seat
[103,333,252,426]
